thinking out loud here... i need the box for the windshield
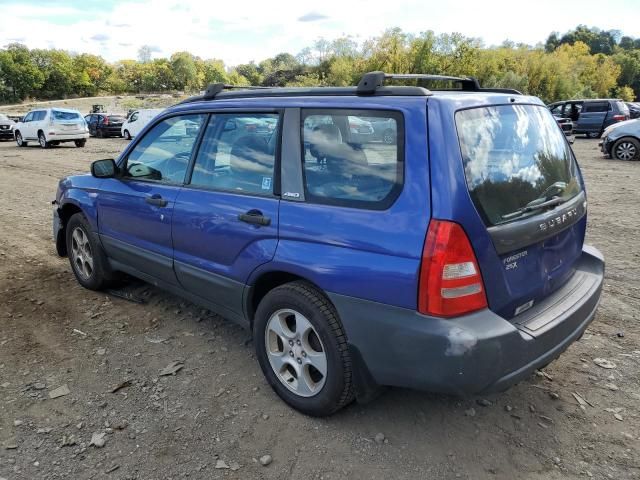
[52,110,81,121]
[456,105,582,226]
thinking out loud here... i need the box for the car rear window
[456,105,582,226]
[301,109,403,209]
[109,116,126,122]
[52,110,81,121]
[616,102,630,115]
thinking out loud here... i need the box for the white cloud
[0,0,639,65]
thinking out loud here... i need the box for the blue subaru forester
[53,72,604,416]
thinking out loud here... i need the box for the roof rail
[356,71,522,95]
[179,83,271,104]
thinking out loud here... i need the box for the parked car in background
[86,113,127,138]
[554,116,575,143]
[600,118,640,161]
[363,116,398,144]
[120,109,164,140]
[53,73,604,416]
[626,102,640,119]
[0,114,15,141]
[14,108,88,148]
[548,99,630,138]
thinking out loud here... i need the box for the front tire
[75,139,86,148]
[66,213,116,290]
[124,130,131,140]
[38,131,50,149]
[612,137,640,161]
[254,281,354,416]
[586,131,601,139]
[15,131,27,147]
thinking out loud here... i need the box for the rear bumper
[330,245,604,395]
[48,132,89,141]
[98,127,123,136]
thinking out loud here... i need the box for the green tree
[170,52,198,90]
[0,43,44,100]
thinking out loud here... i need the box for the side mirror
[223,119,237,132]
[91,158,118,178]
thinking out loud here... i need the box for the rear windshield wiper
[502,195,567,220]
[502,182,568,220]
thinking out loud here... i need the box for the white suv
[14,108,89,148]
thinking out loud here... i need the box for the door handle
[145,194,168,207]
[238,210,271,226]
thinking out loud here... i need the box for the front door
[20,112,35,139]
[171,112,281,317]
[97,113,207,284]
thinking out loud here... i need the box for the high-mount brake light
[418,220,488,317]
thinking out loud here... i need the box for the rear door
[577,101,609,133]
[171,111,281,317]
[454,104,586,319]
[97,113,207,284]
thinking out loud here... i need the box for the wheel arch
[244,270,324,326]
[55,202,83,256]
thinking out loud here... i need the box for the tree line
[1,25,638,104]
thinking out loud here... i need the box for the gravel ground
[0,136,638,480]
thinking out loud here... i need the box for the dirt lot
[1,95,183,118]
[0,136,638,480]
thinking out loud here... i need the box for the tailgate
[455,104,586,320]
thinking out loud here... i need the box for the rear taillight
[103,117,109,125]
[418,220,488,317]
[612,115,627,122]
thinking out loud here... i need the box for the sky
[1,0,639,66]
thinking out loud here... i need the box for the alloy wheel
[70,227,94,280]
[615,141,637,161]
[265,308,327,397]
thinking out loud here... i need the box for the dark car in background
[548,99,629,138]
[86,113,126,138]
[554,116,574,143]
[626,102,640,119]
[0,114,14,140]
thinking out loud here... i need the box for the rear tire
[612,137,640,161]
[66,213,116,290]
[74,139,86,148]
[96,129,103,138]
[254,281,354,416]
[38,131,50,149]
[586,132,601,139]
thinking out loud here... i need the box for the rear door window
[301,109,403,209]
[456,105,582,226]
[583,102,609,113]
[189,113,280,196]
